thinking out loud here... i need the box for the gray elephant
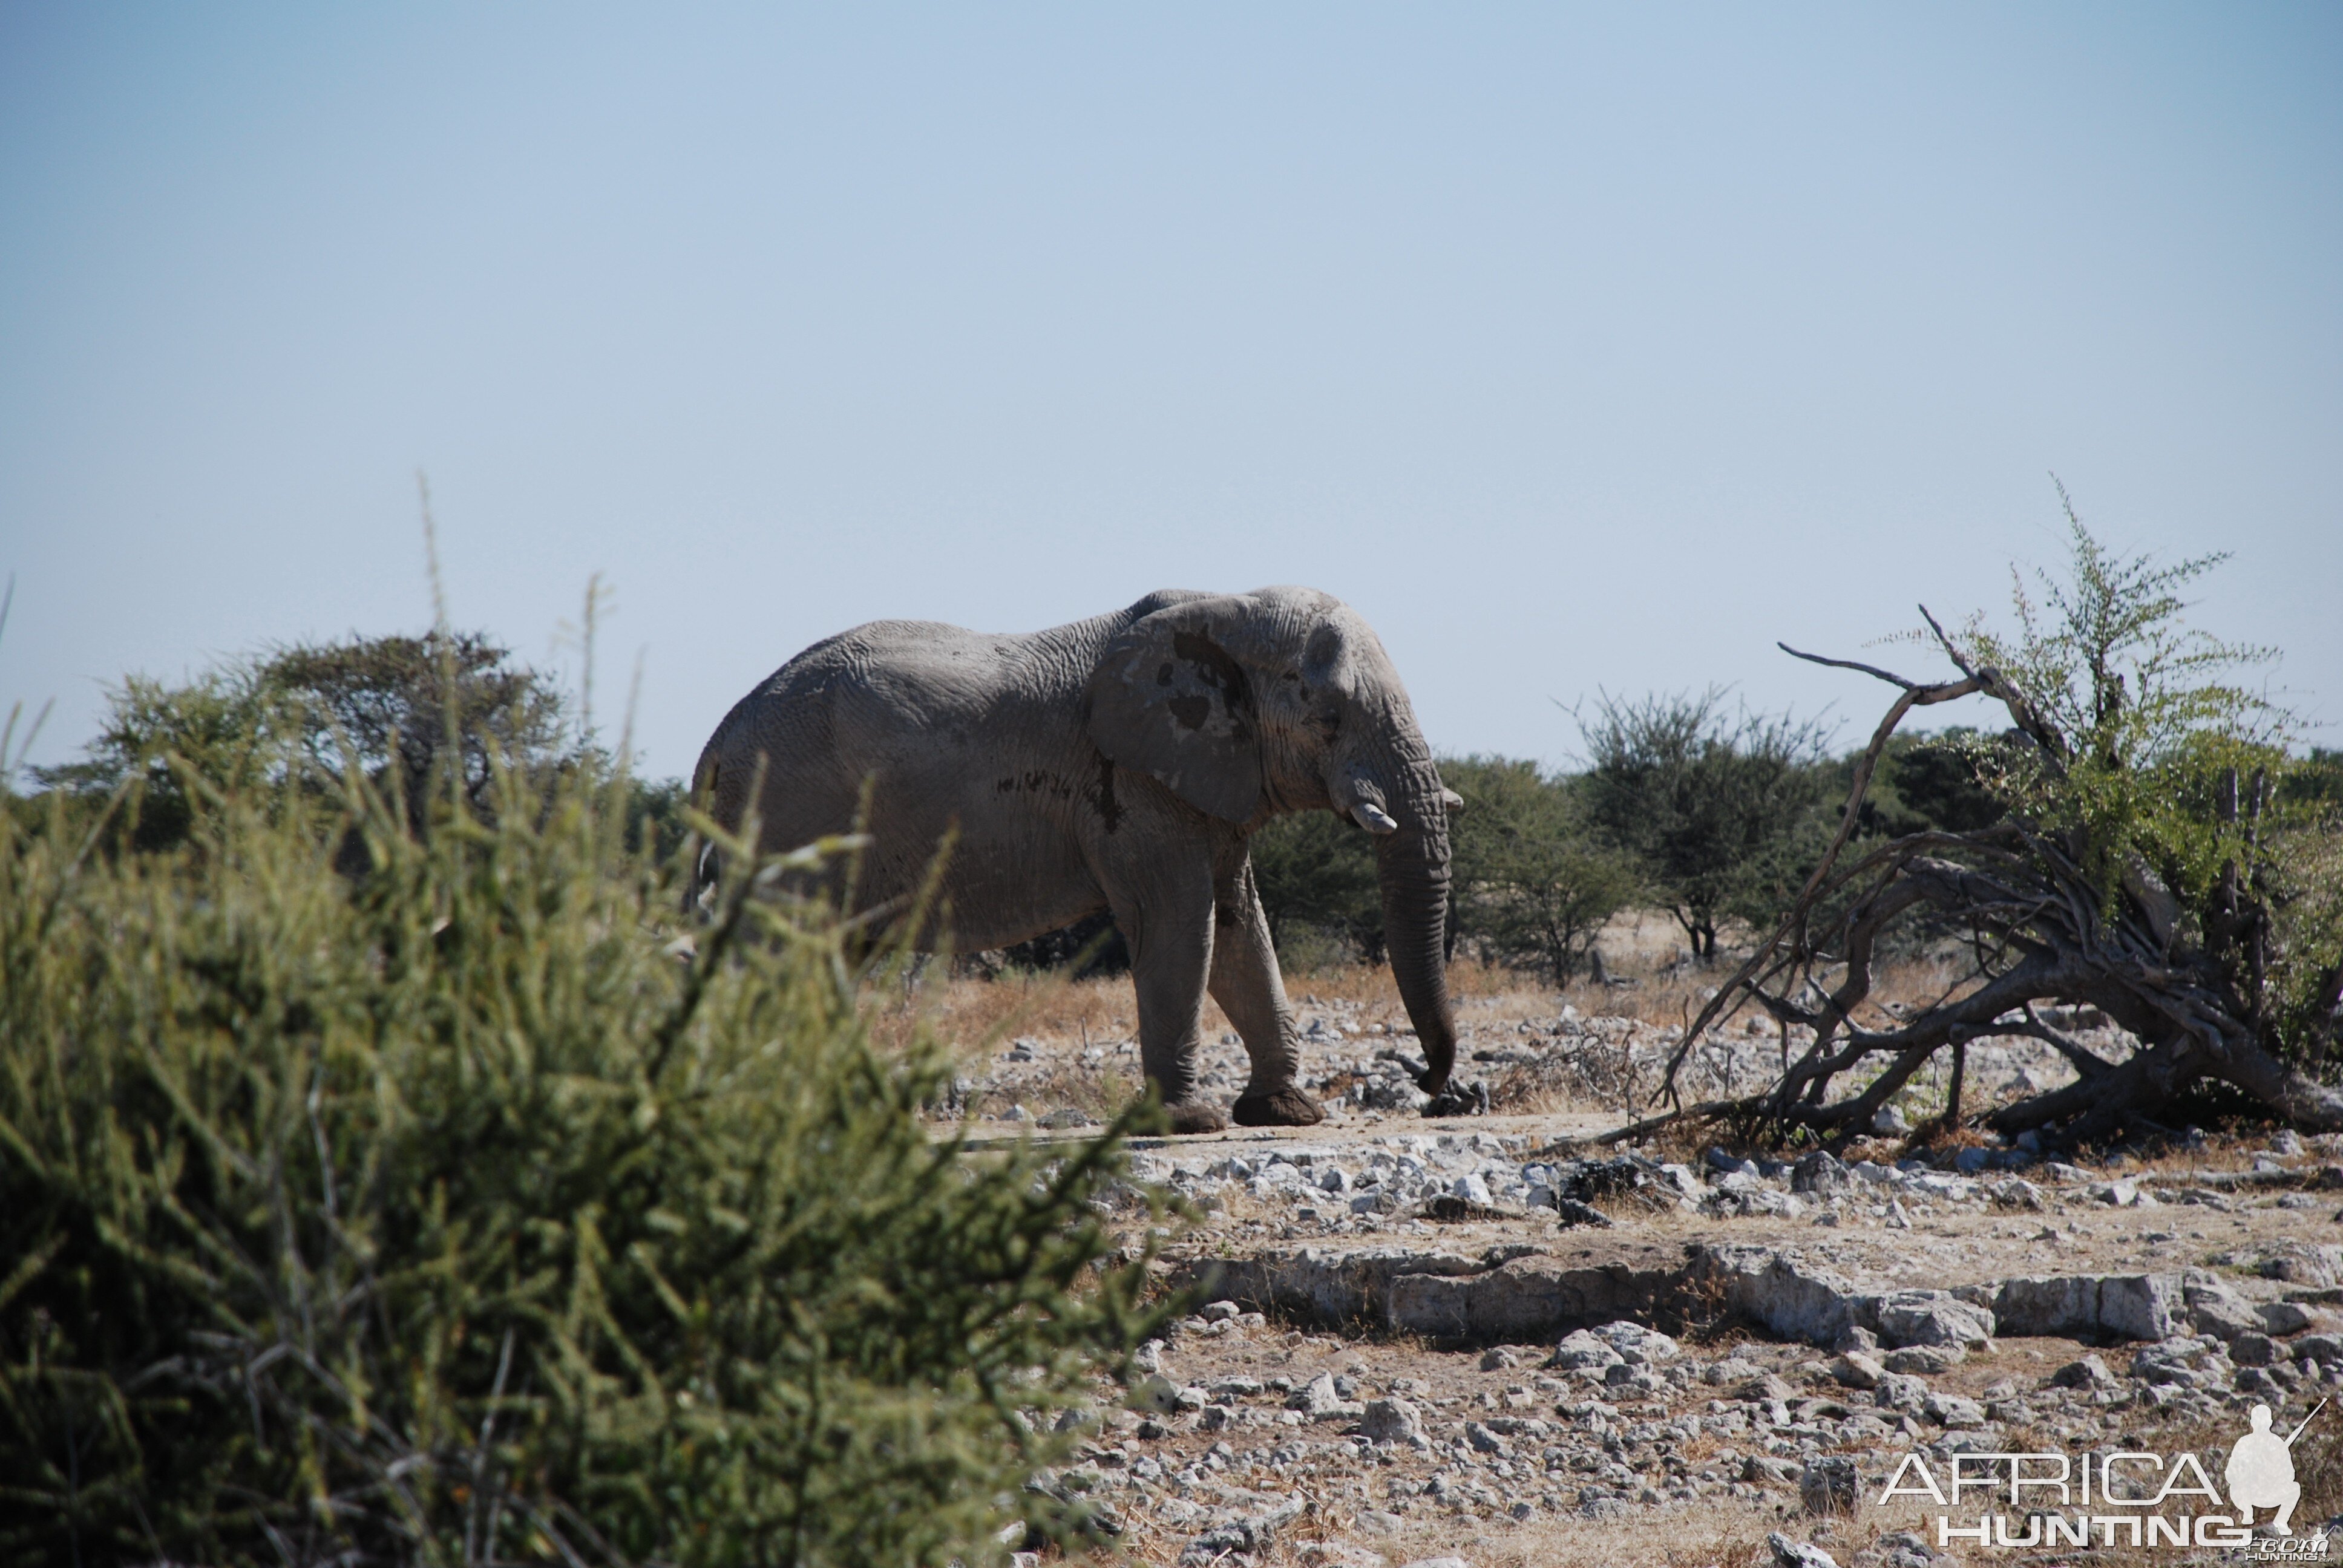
[690,586,1461,1133]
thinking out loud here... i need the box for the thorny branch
[1616,612,2343,1153]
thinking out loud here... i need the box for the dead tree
[1624,609,2343,1154]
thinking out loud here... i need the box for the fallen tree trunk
[1638,609,2343,1154]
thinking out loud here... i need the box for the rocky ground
[915,964,2343,1567]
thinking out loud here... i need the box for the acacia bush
[1438,757,1635,985]
[31,630,571,854]
[1578,689,1836,962]
[0,664,1162,1566]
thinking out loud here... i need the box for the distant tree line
[1248,697,2022,984]
[33,626,2332,998]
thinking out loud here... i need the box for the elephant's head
[1085,587,1462,1095]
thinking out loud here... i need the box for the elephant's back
[729,618,1042,735]
[695,617,1083,840]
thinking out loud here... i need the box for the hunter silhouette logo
[2229,1399,2321,1535]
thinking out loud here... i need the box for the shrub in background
[0,659,1162,1566]
[1440,756,1636,985]
[30,630,571,854]
[1247,806,1386,967]
[1578,688,1836,962]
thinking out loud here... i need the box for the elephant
[689,586,1461,1134]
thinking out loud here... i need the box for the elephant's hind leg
[1211,860,1324,1128]
[1110,865,1228,1135]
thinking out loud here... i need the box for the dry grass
[867,909,1987,1061]
[861,907,2074,1140]
[868,964,1138,1057]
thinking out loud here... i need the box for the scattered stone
[1464,1420,1509,1455]
[2256,1243,2343,1286]
[1287,1371,1357,1420]
[1883,1345,1964,1376]
[1182,1245,1481,1324]
[1924,1391,1987,1428]
[1994,1272,2182,1342]
[1744,1454,1803,1486]
[1127,1375,1182,1413]
[2259,1300,2314,1336]
[1038,1107,1095,1128]
[1875,1289,1995,1350]
[1478,1346,1519,1371]
[1384,1249,1685,1342]
[1873,1531,1936,1568]
[1768,1530,1841,1568]
[2236,1365,2286,1398]
[1985,1178,2045,1210]
[1360,1396,1426,1446]
[1178,1491,1308,1560]
[1874,1374,1928,1411]
[1691,1244,1863,1346]
[2182,1272,2263,1340]
[1554,1197,1615,1229]
[1830,1351,1884,1390]
[1792,1151,1854,1195]
[1800,1455,1861,1515]
[1552,1328,1622,1370]
[1297,1545,1386,1568]
[2050,1354,2113,1388]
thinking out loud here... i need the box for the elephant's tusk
[1440,788,1464,813]
[1351,801,1400,834]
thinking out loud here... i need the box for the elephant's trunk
[1375,782,1460,1096]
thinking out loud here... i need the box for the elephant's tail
[682,751,723,916]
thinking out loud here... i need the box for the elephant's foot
[1232,1088,1325,1127]
[1162,1099,1230,1135]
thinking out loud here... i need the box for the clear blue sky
[4,4,2338,781]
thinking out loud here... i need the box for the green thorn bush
[1,706,1168,1566]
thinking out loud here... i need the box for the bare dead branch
[1777,643,1921,691]
[1659,670,1987,1106]
[1918,604,1976,679]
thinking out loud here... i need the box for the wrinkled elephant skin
[693,587,1460,1131]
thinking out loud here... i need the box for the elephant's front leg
[1211,858,1325,1127]
[1109,864,1228,1135]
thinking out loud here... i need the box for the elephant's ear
[1086,604,1263,823]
